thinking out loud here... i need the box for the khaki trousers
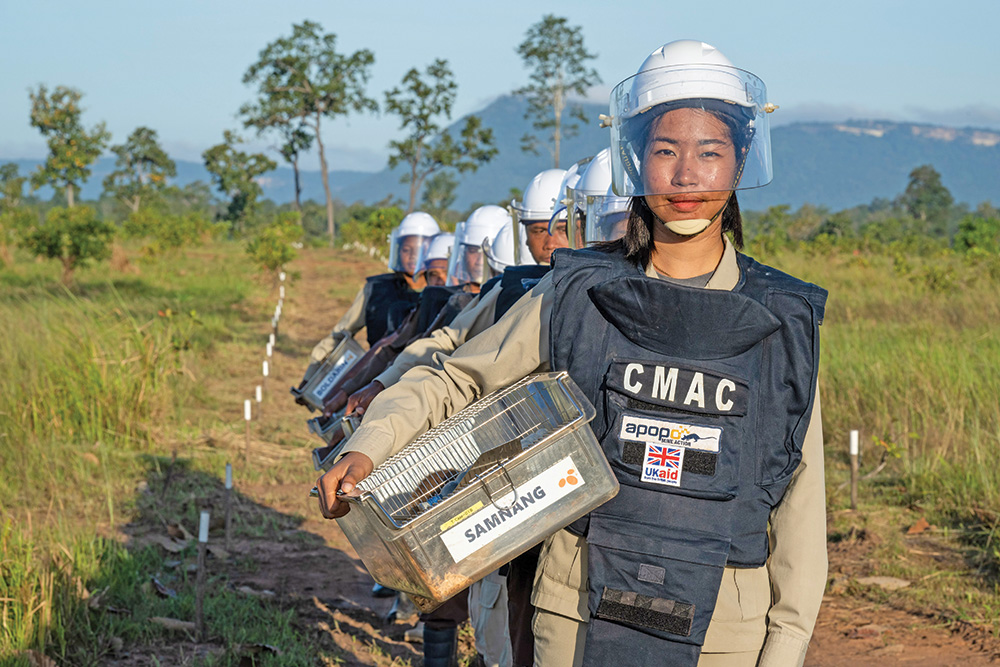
[531,608,762,667]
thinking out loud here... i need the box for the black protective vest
[494,264,551,323]
[363,273,420,346]
[548,247,826,666]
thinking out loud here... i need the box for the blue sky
[2,0,998,172]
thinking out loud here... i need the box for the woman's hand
[316,451,374,519]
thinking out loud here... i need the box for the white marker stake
[244,399,252,463]
[279,285,285,299]
[263,360,269,378]
[268,333,275,347]
[255,385,262,403]
[849,429,860,510]
[224,463,233,551]
[266,342,273,358]
[279,271,286,282]
[195,510,210,640]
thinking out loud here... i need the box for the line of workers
[294,39,828,667]
[293,154,627,667]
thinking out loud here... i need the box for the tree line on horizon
[2,16,598,243]
[1,14,998,284]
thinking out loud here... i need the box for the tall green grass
[757,246,1000,513]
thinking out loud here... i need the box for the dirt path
[221,248,999,666]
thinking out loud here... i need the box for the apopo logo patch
[619,415,721,453]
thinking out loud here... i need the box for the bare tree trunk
[66,182,75,208]
[553,87,564,169]
[292,155,302,214]
[407,161,420,215]
[61,257,75,284]
[313,114,335,246]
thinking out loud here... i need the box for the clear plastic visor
[610,64,771,199]
[585,194,631,244]
[446,243,488,286]
[548,186,585,249]
[388,232,434,275]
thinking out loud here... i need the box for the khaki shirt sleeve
[307,285,367,368]
[333,284,367,336]
[374,283,502,388]
[759,386,827,667]
[341,273,554,467]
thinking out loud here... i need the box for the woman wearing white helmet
[300,212,440,384]
[415,232,455,287]
[585,184,630,244]
[446,206,511,289]
[319,40,825,667]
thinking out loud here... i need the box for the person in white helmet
[416,232,455,287]
[319,40,826,667]
[446,205,511,290]
[300,212,440,383]
[511,169,569,265]
[585,184,630,244]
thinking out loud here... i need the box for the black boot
[422,625,458,667]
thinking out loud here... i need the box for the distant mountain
[318,97,1000,211]
[9,97,1000,212]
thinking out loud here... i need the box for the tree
[202,131,276,233]
[515,15,601,167]
[246,212,303,280]
[0,163,27,212]
[384,59,497,214]
[421,171,459,221]
[240,96,313,213]
[954,212,1000,256]
[19,206,115,283]
[243,21,377,245]
[28,86,110,208]
[898,164,954,236]
[102,127,176,213]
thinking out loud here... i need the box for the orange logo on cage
[559,469,579,488]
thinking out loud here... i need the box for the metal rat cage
[335,372,618,610]
[291,335,364,411]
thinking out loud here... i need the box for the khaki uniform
[308,286,368,373]
[343,240,826,667]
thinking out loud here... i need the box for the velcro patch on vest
[609,361,748,416]
[619,415,721,453]
[596,587,694,637]
[622,441,717,477]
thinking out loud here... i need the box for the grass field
[2,239,999,663]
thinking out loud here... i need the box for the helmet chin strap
[660,193,731,237]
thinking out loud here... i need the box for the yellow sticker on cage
[439,501,484,532]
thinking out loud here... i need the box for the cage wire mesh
[355,373,587,529]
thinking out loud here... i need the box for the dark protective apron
[364,273,420,346]
[548,247,826,666]
[493,264,551,323]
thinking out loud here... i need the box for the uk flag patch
[641,443,684,487]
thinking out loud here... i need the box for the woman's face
[640,107,737,225]
[423,258,449,286]
[398,235,423,275]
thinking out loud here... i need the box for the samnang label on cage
[439,456,584,563]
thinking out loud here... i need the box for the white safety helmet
[388,211,440,274]
[511,169,567,222]
[446,206,511,286]
[586,183,631,244]
[415,232,454,274]
[609,39,773,198]
[484,223,517,275]
[547,160,586,237]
